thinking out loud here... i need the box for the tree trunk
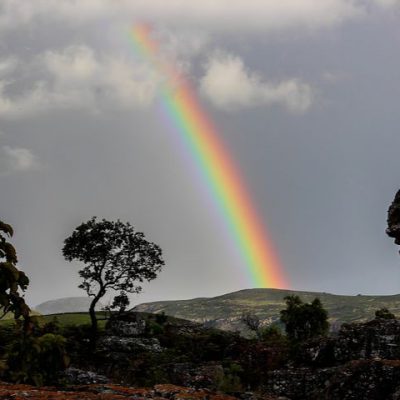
[89,291,104,346]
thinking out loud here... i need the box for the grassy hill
[133,288,400,331]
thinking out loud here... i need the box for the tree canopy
[0,219,30,321]
[62,217,164,335]
[280,295,329,343]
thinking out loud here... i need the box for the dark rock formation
[106,312,147,335]
[170,362,224,389]
[318,360,400,400]
[62,367,109,385]
[98,336,162,354]
[264,319,400,399]
[298,318,400,366]
[266,360,400,400]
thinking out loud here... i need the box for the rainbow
[130,24,287,288]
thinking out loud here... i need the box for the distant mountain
[35,297,104,315]
[134,288,400,332]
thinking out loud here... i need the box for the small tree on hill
[375,307,396,320]
[241,312,261,338]
[0,220,30,323]
[62,217,164,337]
[280,295,329,343]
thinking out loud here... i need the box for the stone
[62,367,109,385]
[98,336,162,354]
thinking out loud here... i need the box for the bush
[6,332,69,386]
[375,308,396,320]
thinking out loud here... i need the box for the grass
[0,312,108,329]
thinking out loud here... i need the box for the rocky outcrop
[334,318,400,361]
[98,336,162,354]
[264,319,400,399]
[298,318,400,366]
[170,363,224,389]
[62,368,109,385]
[265,367,337,399]
[265,360,400,400]
[106,313,147,336]
[318,360,400,400]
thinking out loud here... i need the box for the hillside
[134,288,400,331]
[35,297,104,315]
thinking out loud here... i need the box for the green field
[0,312,108,328]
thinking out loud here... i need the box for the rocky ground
[5,313,400,399]
[0,383,281,400]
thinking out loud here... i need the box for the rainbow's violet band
[130,24,287,289]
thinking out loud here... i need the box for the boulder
[98,336,162,354]
[62,367,109,385]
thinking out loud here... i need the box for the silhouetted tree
[110,291,130,314]
[0,220,30,323]
[387,189,400,248]
[280,295,329,343]
[62,217,164,337]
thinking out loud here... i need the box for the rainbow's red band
[130,24,287,288]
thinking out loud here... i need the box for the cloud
[0,0,382,35]
[0,57,17,77]
[0,146,38,175]
[200,52,314,113]
[372,0,400,7]
[0,46,159,118]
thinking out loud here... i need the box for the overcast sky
[1,0,400,307]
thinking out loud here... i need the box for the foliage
[110,292,130,313]
[0,220,30,322]
[259,324,285,344]
[218,363,243,393]
[6,320,69,386]
[155,311,168,325]
[386,189,400,246]
[280,295,329,343]
[62,217,164,336]
[375,308,396,320]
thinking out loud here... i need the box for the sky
[1,0,400,307]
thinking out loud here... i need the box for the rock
[265,367,337,399]
[298,318,400,367]
[318,360,400,400]
[334,319,400,362]
[170,363,224,389]
[98,336,162,354]
[106,313,147,337]
[107,319,147,337]
[62,367,109,385]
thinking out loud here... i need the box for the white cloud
[200,53,314,114]
[0,145,38,175]
[0,46,159,118]
[0,0,380,35]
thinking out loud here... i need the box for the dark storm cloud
[1,1,400,306]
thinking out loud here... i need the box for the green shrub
[218,363,243,392]
[375,308,396,320]
[6,332,69,386]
